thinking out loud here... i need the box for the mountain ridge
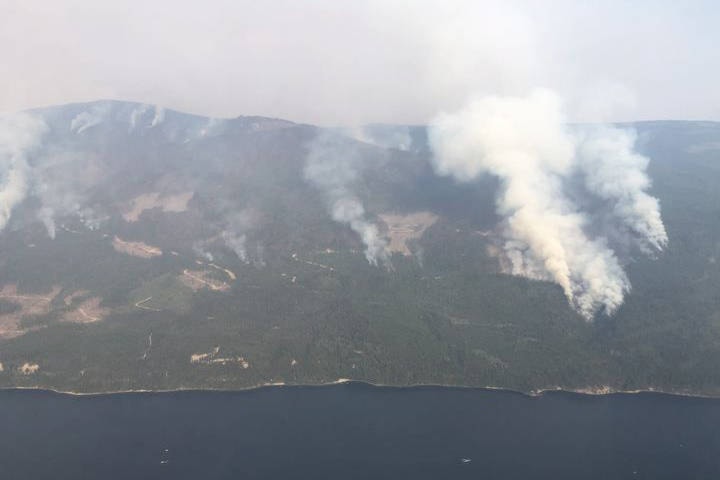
[0,100,717,395]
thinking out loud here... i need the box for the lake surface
[1,383,719,479]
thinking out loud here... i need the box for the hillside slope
[0,101,718,395]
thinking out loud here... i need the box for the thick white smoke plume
[575,126,668,254]
[0,113,48,231]
[304,132,388,266]
[429,89,667,319]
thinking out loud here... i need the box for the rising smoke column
[429,89,666,319]
[304,132,388,266]
[0,112,47,231]
[31,149,109,239]
[220,208,257,264]
[575,125,668,254]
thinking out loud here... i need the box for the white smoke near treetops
[129,104,150,132]
[150,106,165,128]
[429,89,667,319]
[304,132,389,266]
[0,112,48,231]
[70,103,111,134]
[128,104,170,132]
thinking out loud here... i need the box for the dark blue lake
[1,383,719,479]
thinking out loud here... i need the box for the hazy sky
[1,0,718,125]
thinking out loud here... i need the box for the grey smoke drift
[429,89,667,319]
[0,103,164,239]
[345,126,412,152]
[0,112,47,231]
[0,110,108,239]
[304,132,388,266]
[193,207,266,267]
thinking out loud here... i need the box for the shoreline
[2,379,719,400]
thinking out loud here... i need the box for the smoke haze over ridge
[1,0,718,125]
